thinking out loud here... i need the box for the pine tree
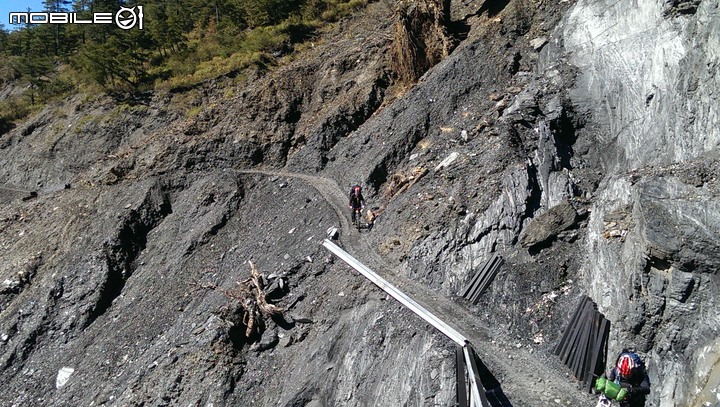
[238,0,301,28]
[13,27,54,103]
[0,24,8,56]
[145,0,189,56]
[75,27,153,92]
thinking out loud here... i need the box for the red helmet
[617,354,636,378]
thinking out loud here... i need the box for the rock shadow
[478,0,512,17]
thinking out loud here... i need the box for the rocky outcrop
[562,1,720,405]
[390,0,456,84]
[519,201,578,249]
[583,167,720,406]
[563,0,720,172]
[1,0,719,406]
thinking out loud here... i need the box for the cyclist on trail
[596,350,650,407]
[348,185,365,225]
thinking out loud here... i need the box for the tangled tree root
[193,262,285,339]
[390,0,455,84]
[240,262,284,337]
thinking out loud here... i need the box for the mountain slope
[1,1,719,406]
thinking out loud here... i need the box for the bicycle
[596,395,612,407]
[351,206,364,231]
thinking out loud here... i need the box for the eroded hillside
[1,1,719,406]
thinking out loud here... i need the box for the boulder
[520,201,579,248]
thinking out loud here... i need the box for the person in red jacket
[348,185,365,225]
[606,350,651,407]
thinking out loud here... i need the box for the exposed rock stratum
[1,1,719,406]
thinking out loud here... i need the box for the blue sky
[1,1,50,29]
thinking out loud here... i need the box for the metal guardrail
[322,239,491,407]
[0,184,41,202]
[322,239,468,346]
[0,185,33,193]
[464,345,490,407]
[456,346,469,407]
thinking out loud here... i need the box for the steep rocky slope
[1,1,719,406]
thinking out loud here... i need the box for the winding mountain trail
[239,168,595,406]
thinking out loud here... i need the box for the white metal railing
[464,346,485,407]
[322,239,489,407]
[322,239,467,345]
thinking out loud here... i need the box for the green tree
[0,24,15,85]
[16,56,54,104]
[75,28,153,91]
[239,0,303,27]
[41,0,73,55]
[145,0,191,56]
[5,24,54,103]
[0,24,8,55]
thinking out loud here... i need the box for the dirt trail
[239,168,595,406]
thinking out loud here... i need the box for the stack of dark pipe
[460,254,504,304]
[554,295,610,392]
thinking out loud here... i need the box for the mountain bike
[352,207,364,231]
[596,395,612,407]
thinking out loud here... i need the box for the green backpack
[595,377,629,401]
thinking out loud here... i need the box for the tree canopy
[0,0,367,100]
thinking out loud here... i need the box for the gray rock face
[1,0,719,406]
[564,0,720,171]
[584,170,720,406]
[561,1,720,405]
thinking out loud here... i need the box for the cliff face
[565,0,719,171]
[0,1,718,406]
[563,1,720,405]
